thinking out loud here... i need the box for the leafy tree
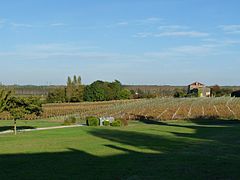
[83,80,130,101]
[119,89,131,99]
[1,94,43,135]
[90,81,106,101]
[46,88,66,103]
[84,81,110,101]
[110,80,122,99]
[8,97,42,134]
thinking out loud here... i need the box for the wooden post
[14,119,17,135]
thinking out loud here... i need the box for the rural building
[188,82,211,97]
[231,90,240,97]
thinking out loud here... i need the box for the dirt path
[0,124,84,135]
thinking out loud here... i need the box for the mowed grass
[0,119,64,132]
[0,120,240,179]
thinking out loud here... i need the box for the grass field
[0,119,240,179]
[0,119,64,132]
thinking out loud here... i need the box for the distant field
[0,97,240,121]
[4,85,240,97]
[0,120,240,179]
[38,97,240,120]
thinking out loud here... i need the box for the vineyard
[0,97,240,121]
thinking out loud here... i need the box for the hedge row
[86,117,123,127]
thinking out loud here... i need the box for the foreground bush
[111,119,122,127]
[86,117,99,126]
[103,120,110,126]
[64,116,77,125]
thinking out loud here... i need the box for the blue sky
[0,0,240,85]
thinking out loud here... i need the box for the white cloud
[219,25,240,34]
[133,32,153,38]
[50,23,66,27]
[144,44,219,60]
[134,31,209,38]
[155,31,209,37]
[106,21,129,28]
[134,22,209,38]
[103,17,163,29]
[0,43,136,62]
[172,45,214,54]
[116,21,128,26]
[202,38,240,46]
[158,25,189,31]
[135,17,163,25]
[10,23,33,28]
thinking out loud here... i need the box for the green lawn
[0,120,240,179]
[0,119,64,132]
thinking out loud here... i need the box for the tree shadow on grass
[135,115,168,125]
[1,122,240,179]
[88,125,240,179]
[137,116,240,147]
[0,126,35,132]
[137,114,240,126]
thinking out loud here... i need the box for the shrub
[103,120,110,126]
[86,116,99,126]
[120,118,128,126]
[111,119,122,127]
[63,116,77,125]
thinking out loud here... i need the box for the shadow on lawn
[1,120,240,179]
[137,114,240,126]
[0,126,35,132]
[138,116,240,142]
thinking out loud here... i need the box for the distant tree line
[173,85,233,98]
[46,76,131,103]
[211,85,232,97]
[125,85,178,98]
[3,78,238,101]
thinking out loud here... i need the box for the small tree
[5,96,42,135]
[9,107,26,135]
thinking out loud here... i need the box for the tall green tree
[66,76,73,102]
[73,75,77,85]
[66,75,84,102]
[67,76,72,86]
[77,76,82,85]
[46,75,84,103]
